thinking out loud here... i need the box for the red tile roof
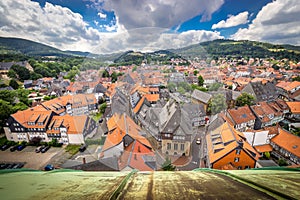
[228,106,256,125]
[271,129,300,158]
[254,144,273,153]
[286,102,300,114]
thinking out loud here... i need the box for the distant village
[1,56,300,171]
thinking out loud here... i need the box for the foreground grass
[65,144,81,156]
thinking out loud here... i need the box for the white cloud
[94,20,99,26]
[93,28,223,54]
[232,0,300,45]
[94,0,225,29]
[97,12,107,19]
[0,0,102,51]
[0,0,223,53]
[212,11,249,29]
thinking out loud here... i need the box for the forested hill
[1,37,299,63]
[0,37,90,57]
[172,39,300,61]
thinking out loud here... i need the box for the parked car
[12,163,24,169]
[10,145,18,152]
[5,164,14,169]
[79,144,87,152]
[1,144,10,151]
[35,146,44,153]
[0,163,8,169]
[44,164,54,171]
[17,144,26,151]
[196,138,201,145]
[41,146,50,153]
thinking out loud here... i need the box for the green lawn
[65,144,81,156]
[92,112,102,122]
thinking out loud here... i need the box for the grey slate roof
[143,100,195,139]
[182,103,206,119]
[191,89,212,104]
[111,89,130,115]
[242,81,279,102]
[69,157,119,171]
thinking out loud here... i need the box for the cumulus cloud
[0,0,102,51]
[97,12,107,19]
[231,0,300,45]
[212,11,249,29]
[93,28,223,54]
[0,0,223,53]
[94,0,224,29]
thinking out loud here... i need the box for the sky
[0,0,299,54]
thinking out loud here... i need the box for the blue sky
[0,0,299,53]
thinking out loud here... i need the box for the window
[167,143,171,150]
[180,143,185,151]
[237,166,242,170]
[174,143,178,150]
[236,149,241,155]
[234,157,239,162]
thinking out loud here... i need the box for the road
[178,125,207,170]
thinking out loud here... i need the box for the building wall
[212,149,256,170]
[191,98,208,112]
[270,142,300,165]
[68,133,84,144]
[103,142,124,158]
[161,139,190,156]
[4,128,27,142]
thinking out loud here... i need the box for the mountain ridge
[0,36,299,63]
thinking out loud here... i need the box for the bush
[161,157,176,171]
[264,152,270,159]
[278,158,288,166]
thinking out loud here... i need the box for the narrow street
[178,126,207,170]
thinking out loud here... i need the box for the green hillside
[172,39,300,61]
[1,37,299,62]
[113,50,188,65]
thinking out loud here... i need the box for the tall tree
[161,157,176,171]
[11,65,30,81]
[198,75,204,86]
[207,94,227,115]
[193,70,198,76]
[0,100,13,131]
[9,79,19,89]
[236,93,255,107]
[167,82,176,92]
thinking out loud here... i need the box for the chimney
[82,157,86,164]
[134,154,137,160]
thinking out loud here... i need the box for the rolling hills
[0,37,299,63]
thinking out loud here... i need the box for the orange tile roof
[286,102,300,114]
[251,102,276,123]
[104,113,152,150]
[144,94,159,102]
[42,94,96,113]
[133,96,146,114]
[228,106,256,125]
[206,122,259,164]
[11,108,52,129]
[254,144,273,153]
[271,129,300,158]
[276,81,300,92]
[47,115,87,135]
[284,81,300,91]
